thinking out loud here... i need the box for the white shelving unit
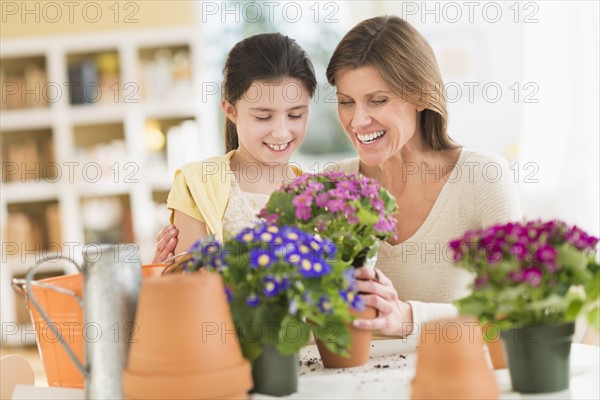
[1,25,215,344]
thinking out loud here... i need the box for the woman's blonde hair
[326,16,457,150]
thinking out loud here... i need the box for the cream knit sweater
[337,147,522,335]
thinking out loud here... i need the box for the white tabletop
[11,339,599,399]
[254,339,600,399]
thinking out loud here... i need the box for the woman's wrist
[399,300,414,337]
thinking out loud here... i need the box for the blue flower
[298,257,332,278]
[263,275,280,297]
[288,298,298,314]
[249,249,274,269]
[236,228,255,243]
[246,293,260,307]
[318,296,333,314]
[340,289,365,311]
[224,286,233,303]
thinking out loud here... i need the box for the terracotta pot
[122,272,252,399]
[141,264,166,278]
[482,323,507,369]
[14,273,85,388]
[411,317,499,400]
[315,305,376,368]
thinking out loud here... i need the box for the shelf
[138,44,193,102]
[0,108,53,131]
[2,128,56,183]
[1,55,48,111]
[66,50,120,106]
[1,182,60,203]
[69,103,126,125]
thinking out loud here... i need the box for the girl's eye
[371,99,387,106]
[255,116,271,121]
[288,114,303,119]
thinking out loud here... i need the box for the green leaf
[275,316,310,355]
[586,307,600,330]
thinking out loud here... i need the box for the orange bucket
[13,272,86,388]
[12,262,167,388]
[141,264,167,278]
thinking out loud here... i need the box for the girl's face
[223,78,310,165]
[335,66,424,166]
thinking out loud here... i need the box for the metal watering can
[12,243,142,399]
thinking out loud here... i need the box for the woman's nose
[350,105,372,130]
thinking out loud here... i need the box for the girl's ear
[222,100,237,124]
[417,105,425,112]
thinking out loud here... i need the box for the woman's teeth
[357,130,386,144]
[266,142,290,151]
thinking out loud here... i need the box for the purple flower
[535,245,556,270]
[224,286,233,303]
[474,276,488,289]
[509,242,528,262]
[327,199,346,213]
[293,193,313,220]
[522,267,543,287]
[485,243,504,264]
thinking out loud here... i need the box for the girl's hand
[353,267,414,337]
[152,225,178,264]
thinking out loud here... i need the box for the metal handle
[23,255,88,378]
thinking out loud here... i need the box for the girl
[165,33,316,257]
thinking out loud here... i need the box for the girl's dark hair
[326,16,457,151]
[222,33,317,152]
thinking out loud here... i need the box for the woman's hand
[353,267,414,337]
[152,225,178,264]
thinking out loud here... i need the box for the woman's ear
[417,105,425,112]
[221,100,237,124]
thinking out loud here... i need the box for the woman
[326,16,521,336]
[154,16,521,337]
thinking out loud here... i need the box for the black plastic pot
[501,322,574,393]
[251,343,298,396]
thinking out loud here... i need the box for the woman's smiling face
[335,66,424,166]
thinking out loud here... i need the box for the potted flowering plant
[259,171,397,367]
[166,223,363,396]
[260,171,397,269]
[450,219,599,393]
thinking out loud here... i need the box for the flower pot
[315,305,377,368]
[482,323,507,369]
[122,272,252,399]
[501,322,574,393]
[411,317,499,400]
[251,343,298,396]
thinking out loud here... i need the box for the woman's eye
[371,99,387,106]
[288,114,303,119]
[255,116,271,121]
[338,100,354,107]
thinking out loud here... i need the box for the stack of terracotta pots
[123,272,252,399]
[411,317,499,399]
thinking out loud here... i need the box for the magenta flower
[522,267,543,287]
